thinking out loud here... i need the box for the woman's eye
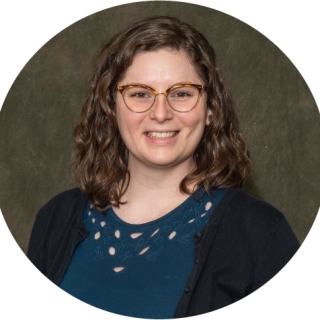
[129,91,152,98]
[132,92,145,97]
[177,92,190,97]
[170,91,192,98]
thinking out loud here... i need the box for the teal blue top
[60,187,226,318]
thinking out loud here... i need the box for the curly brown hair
[71,16,251,211]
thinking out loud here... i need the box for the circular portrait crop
[1,1,319,319]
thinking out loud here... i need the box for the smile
[146,131,179,139]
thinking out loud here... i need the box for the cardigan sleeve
[26,188,89,284]
[27,206,49,267]
[250,213,300,292]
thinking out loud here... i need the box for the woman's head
[72,16,251,211]
[116,48,210,173]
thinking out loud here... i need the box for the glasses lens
[123,86,154,112]
[168,85,200,112]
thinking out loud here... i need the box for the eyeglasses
[117,83,205,113]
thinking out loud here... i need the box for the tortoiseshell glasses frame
[117,83,205,113]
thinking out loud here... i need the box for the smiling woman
[114,49,210,222]
[26,16,300,319]
[116,50,208,177]
[70,18,251,212]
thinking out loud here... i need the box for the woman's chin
[136,154,195,171]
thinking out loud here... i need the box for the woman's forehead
[120,49,202,87]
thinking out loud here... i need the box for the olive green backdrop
[0,1,319,254]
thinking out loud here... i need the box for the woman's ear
[206,109,213,126]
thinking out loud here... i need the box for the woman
[27,16,300,318]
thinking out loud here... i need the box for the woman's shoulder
[36,188,88,222]
[219,187,299,245]
[223,187,284,221]
[41,187,85,206]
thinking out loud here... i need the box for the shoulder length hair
[71,16,251,211]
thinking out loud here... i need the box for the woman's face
[116,49,211,171]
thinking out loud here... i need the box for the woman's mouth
[146,131,179,139]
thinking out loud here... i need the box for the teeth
[147,132,177,139]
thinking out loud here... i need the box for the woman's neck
[127,154,196,193]
[113,157,196,224]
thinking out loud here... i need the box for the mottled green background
[0,1,319,254]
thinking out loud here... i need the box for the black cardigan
[27,187,300,318]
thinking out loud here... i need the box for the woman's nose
[150,93,173,122]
